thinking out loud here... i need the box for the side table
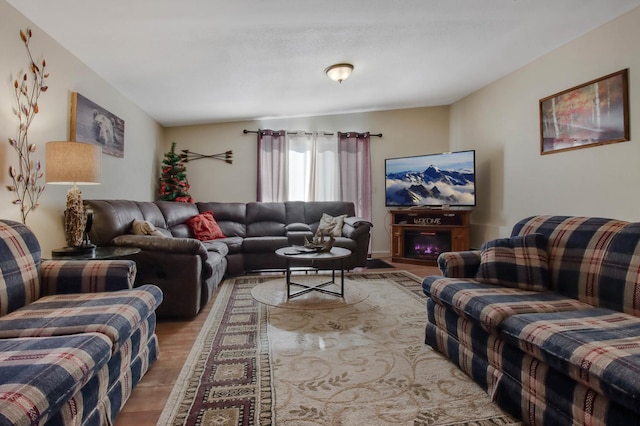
[50,246,141,260]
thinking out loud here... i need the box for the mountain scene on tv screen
[386,154,475,206]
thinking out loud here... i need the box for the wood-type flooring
[114,259,441,425]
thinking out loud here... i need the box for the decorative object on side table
[6,28,50,224]
[46,141,101,255]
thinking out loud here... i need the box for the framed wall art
[70,92,125,158]
[539,69,629,155]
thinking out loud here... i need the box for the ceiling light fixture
[325,63,354,83]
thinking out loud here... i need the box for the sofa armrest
[342,216,372,239]
[40,259,136,295]
[111,234,213,280]
[437,250,481,278]
[112,234,207,256]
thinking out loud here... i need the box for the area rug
[158,271,519,426]
[250,275,369,309]
[365,258,395,269]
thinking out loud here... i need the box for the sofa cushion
[510,216,640,315]
[0,333,112,426]
[186,211,226,241]
[0,285,163,353]
[423,277,592,334]
[196,202,247,238]
[201,240,230,257]
[500,307,640,414]
[303,201,356,226]
[155,200,199,228]
[246,202,286,237]
[243,236,289,252]
[475,233,551,291]
[214,236,243,254]
[317,213,347,237]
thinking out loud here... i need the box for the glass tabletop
[275,246,351,260]
[50,246,141,260]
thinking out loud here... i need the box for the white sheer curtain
[257,130,371,217]
[257,130,287,202]
[287,132,339,201]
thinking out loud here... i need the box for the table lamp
[46,141,101,255]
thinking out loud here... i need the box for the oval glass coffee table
[275,246,352,299]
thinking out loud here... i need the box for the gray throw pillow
[317,213,347,237]
[475,233,551,291]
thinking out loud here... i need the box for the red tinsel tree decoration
[159,142,194,203]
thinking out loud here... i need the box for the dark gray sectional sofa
[85,200,372,318]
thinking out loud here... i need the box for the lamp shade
[46,141,101,185]
[325,63,354,83]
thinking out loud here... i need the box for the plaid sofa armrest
[40,259,136,295]
[438,250,482,278]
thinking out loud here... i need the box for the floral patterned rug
[158,271,519,425]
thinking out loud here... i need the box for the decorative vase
[64,186,87,247]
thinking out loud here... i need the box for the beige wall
[6,0,637,258]
[165,106,450,256]
[0,1,163,255]
[450,7,640,247]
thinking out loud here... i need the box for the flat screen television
[385,149,476,208]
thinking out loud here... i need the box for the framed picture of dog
[70,92,125,158]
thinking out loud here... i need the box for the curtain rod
[242,129,382,137]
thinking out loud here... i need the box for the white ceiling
[7,0,640,127]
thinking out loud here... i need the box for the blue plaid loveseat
[422,215,640,425]
[0,220,163,425]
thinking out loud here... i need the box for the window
[257,130,371,221]
[287,133,339,201]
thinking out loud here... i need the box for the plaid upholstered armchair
[0,219,163,425]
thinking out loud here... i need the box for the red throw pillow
[186,211,226,241]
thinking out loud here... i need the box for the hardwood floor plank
[114,259,441,425]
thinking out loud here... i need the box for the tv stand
[390,208,471,266]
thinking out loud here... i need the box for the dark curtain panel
[338,132,372,221]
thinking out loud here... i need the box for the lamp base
[51,244,97,258]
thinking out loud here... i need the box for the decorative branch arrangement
[180,149,233,164]
[6,28,49,224]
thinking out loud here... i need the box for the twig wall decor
[180,149,233,164]
[7,28,50,224]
